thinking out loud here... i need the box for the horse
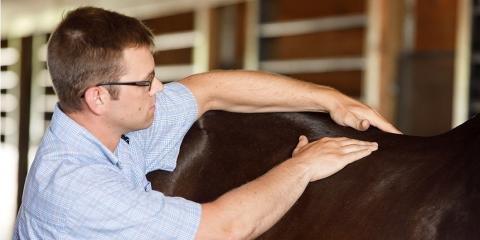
[147,111,480,239]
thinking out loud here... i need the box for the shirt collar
[49,103,120,165]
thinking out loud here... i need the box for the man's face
[107,46,163,132]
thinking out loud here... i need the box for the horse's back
[148,111,480,239]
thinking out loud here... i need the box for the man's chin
[131,119,154,132]
[145,116,155,128]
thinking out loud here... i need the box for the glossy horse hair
[147,111,480,239]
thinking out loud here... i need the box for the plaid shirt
[14,82,201,240]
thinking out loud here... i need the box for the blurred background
[1,0,478,238]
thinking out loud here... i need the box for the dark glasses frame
[96,80,153,91]
[81,72,156,98]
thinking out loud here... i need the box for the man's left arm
[180,70,400,133]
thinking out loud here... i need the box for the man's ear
[83,87,108,115]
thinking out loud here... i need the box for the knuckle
[330,152,344,158]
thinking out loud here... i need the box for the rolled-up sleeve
[68,165,201,240]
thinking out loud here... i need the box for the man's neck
[67,111,122,152]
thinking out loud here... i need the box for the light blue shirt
[14,82,201,240]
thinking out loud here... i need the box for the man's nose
[149,77,163,96]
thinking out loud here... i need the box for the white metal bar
[362,0,381,108]
[260,14,366,38]
[193,6,210,73]
[34,94,58,113]
[0,71,19,89]
[260,57,364,74]
[244,0,260,70]
[155,65,193,81]
[153,31,195,51]
[452,0,472,127]
[403,0,416,52]
[0,48,20,66]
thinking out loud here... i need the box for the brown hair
[47,7,154,112]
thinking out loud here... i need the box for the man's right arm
[195,136,378,240]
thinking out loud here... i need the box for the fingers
[301,137,377,182]
[364,111,402,134]
[340,142,377,153]
[322,137,378,160]
[342,148,376,164]
[331,137,378,156]
[372,119,402,134]
[348,111,402,134]
[331,102,402,134]
[292,136,378,182]
[322,137,377,147]
[342,140,377,147]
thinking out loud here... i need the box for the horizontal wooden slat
[154,48,192,65]
[288,71,362,97]
[261,0,366,22]
[142,12,194,35]
[261,28,365,60]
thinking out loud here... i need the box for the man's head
[47,6,154,113]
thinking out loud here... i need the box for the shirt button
[116,161,123,169]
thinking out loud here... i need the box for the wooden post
[364,0,404,122]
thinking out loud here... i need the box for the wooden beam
[364,0,404,122]
[17,36,33,209]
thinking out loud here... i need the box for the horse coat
[147,111,480,239]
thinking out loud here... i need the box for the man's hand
[292,135,378,182]
[327,90,402,134]
[197,135,377,240]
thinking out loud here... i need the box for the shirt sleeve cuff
[162,196,202,240]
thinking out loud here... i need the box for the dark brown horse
[147,111,480,239]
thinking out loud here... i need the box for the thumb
[293,135,309,156]
[347,114,370,131]
[359,119,370,131]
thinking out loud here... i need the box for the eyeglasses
[81,72,156,98]
[96,72,156,92]
[96,80,154,91]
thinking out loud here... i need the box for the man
[14,7,399,240]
